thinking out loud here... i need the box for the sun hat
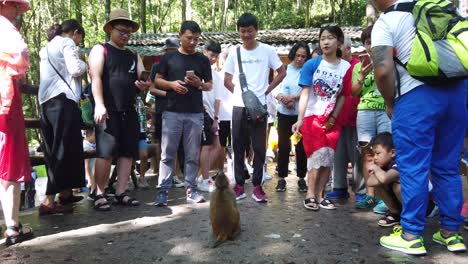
[1,0,31,15]
[103,8,139,34]
[162,38,180,50]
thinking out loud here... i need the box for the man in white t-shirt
[224,13,286,202]
[370,0,467,255]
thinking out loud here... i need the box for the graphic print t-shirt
[299,58,350,119]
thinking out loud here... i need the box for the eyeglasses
[114,27,132,37]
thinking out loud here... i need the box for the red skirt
[0,82,31,182]
[300,115,342,158]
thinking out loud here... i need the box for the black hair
[361,25,373,45]
[48,19,85,42]
[236,13,258,30]
[110,19,136,30]
[311,47,322,56]
[288,42,311,62]
[180,20,202,34]
[319,25,344,58]
[370,132,394,151]
[204,40,221,54]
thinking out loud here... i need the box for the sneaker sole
[275,188,286,192]
[251,194,267,203]
[380,242,427,255]
[155,203,167,207]
[236,193,246,201]
[373,209,389,215]
[378,221,400,227]
[187,199,205,204]
[298,189,307,193]
[432,238,467,252]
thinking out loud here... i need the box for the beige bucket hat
[103,8,139,33]
[1,0,31,15]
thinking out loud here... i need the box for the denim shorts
[138,139,148,151]
[356,110,391,143]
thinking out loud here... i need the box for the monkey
[209,171,240,248]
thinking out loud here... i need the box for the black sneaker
[297,178,307,192]
[275,179,286,192]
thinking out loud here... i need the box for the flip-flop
[303,197,319,211]
[319,199,337,210]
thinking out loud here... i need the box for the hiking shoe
[373,200,389,215]
[297,178,307,192]
[325,188,350,200]
[275,179,286,192]
[233,184,246,201]
[355,194,378,209]
[198,179,215,193]
[380,226,427,255]
[138,177,150,188]
[186,189,205,203]
[154,190,168,206]
[173,177,185,188]
[252,185,268,203]
[432,230,466,252]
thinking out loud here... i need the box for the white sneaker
[138,177,149,188]
[263,172,272,181]
[198,179,215,192]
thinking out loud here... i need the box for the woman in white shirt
[38,19,87,215]
[292,26,352,211]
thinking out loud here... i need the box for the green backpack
[385,0,468,85]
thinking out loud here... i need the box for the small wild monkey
[209,171,240,248]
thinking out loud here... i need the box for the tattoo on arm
[371,46,392,69]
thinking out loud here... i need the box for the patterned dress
[0,15,32,182]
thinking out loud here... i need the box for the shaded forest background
[20,0,373,144]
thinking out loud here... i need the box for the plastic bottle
[136,96,147,133]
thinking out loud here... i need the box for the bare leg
[306,168,319,199]
[361,146,375,196]
[317,167,332,200]
[375,186,401,215]
[115,157,133,195]
[94,158,112,195]
[0,180,20,228]
[199,145,212,180]
[139,150,148,179]
[209,136,222,172]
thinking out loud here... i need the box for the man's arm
[155,73,188,94]
[372,46,395,114]
[88,44,107,124]
[224,73,234,93]
[265,65,286,95]
[135,55,150,91]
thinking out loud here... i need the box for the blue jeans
[158,111,203,191]
[356,110,391,143]
[393,81,467,236]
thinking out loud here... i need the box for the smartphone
[140,70,150,81]
[186,70,195,77]
[359,54,371,67]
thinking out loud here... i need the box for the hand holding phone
[140,70,151,81]
[359,54,371,67]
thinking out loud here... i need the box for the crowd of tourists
[0,0,467,257]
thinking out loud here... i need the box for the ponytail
[47,24,62,42]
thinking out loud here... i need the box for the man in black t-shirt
[88,9,150,211]
[153,21,213,206]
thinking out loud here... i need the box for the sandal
[378,213,400,227]
[93,194,111,211]
[114,192,140,206]
[4,223,34,246]
[303,197,319,211]
[319,199,337,210]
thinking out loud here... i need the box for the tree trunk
[186,0,192,20]
[366,3,378,25]
[181,0,186,22]
[105,0,111,41]
[74,0,83,25]
[211,0,216,31]
[140,0,147,33]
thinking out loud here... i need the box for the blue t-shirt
[277,64,302,115]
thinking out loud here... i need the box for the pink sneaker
[252,185,268,203]
[233,184,246,201]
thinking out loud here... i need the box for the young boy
[367,132,401,227]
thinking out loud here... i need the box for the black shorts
[218,120,231,147]
[154,112,163,142]
[201,112,214,146]
[95,110,139,159]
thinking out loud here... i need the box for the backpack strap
[384,1,415,14]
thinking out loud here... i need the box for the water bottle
[136,96,147,133]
